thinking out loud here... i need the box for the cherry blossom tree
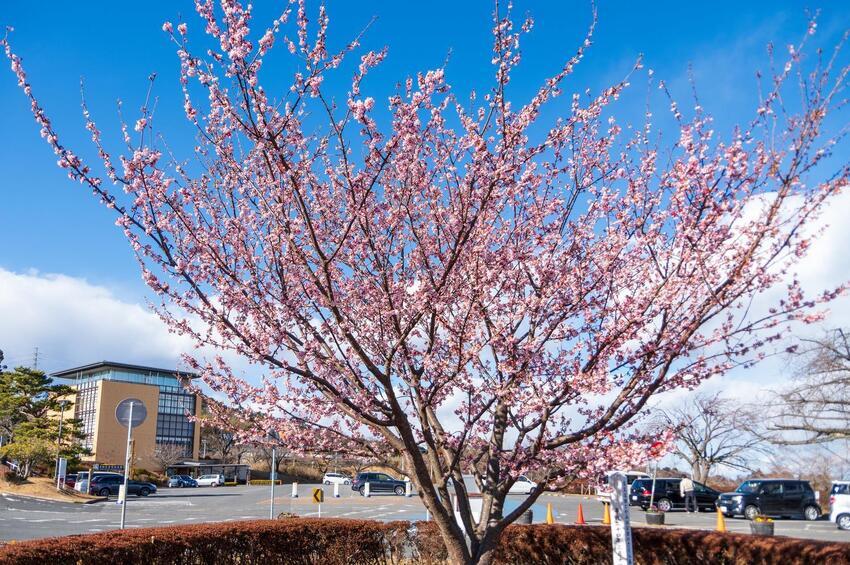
[4,2,850,562]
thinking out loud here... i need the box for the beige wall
[93,381,160,471]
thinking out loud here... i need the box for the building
[51,361,201,472]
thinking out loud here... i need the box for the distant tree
[0,436,54,479]
[661,393,765,483]
[766,329,850,445]
[0,366,75,439]
[151,443,188,472]
[199,398,251,463]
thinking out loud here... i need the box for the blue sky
[1,0,849,373]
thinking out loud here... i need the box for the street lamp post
[268,430,279,520]
[55,399,69,483]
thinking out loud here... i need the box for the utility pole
[32,347,40,370]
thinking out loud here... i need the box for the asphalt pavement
[1,485,848,544]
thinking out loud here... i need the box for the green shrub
[249,480,282,486]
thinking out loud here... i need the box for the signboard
[116,398,147,428]
[93,464,125,472]
[312,488,324,503]
[609,472,634,565]
[57,458,67,480]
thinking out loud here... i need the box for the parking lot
[1,485,848,543]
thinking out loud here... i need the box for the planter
[645,512,665,525]
[750,521,774,536]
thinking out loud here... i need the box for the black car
[717,479,820,521]
[630,478,719,512]
[351,472,406,496]
[89,474,157,497]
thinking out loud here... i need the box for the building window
[156,392,196,457]
[74,381,98,451]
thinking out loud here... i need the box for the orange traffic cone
[575,503,586,525]
[602,502,611,525]
[716,508,727,532]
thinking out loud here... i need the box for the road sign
[115,399,147,428]
[609,472,634,565]
[312,488,324,503]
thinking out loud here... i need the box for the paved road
[1,486,848,544]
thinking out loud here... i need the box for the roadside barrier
[291,482,298,498]
[602,502,611,525]
[546,503,554,524]
[575,503,586,525]
[333,482,340,498]
[364,482,371,497]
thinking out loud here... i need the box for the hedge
[1,520,849,565]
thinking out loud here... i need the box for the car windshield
[736,481,761,493]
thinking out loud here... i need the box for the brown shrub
[1,520,849,565]
[495,525,850,565]
[0,519,412,565]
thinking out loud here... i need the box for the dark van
[630,478,719,512]
[716,479,820,520]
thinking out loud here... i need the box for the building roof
[51,361,199,380]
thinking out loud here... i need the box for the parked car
[830,480,850,531]
[63,474,77,489]
[351,472,407,495]
[74,471,123,493]
[717,479,821,520]
[322,472,351,486]
[196,474,225,487]
[89,475,157,497]
[508,475,537,495]
[597,470,650,504]
[630,477,719,512]
[168,474,198,488]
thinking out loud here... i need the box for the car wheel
[324,480,331,485]
[744,505,760,521]
[98,488,110,497]
[344,480,350,485]
[394,485,405,496]
[837,514,850,531]
[804,505,820,521]
[656,498,673,512]
[358,485,366,496]
[139,487,151,497]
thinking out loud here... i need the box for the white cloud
[0,268,194,373]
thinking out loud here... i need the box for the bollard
[546,503,554,524]
[333,482,340,498]
[405,480,413,498]
[602,502,611,525]
[364,481,371,497]
[518,509,533,524]
[291,482,298,498]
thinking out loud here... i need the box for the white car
[596,470,650,503]
[196,474,225,487]
[508,475,537,495]
[322,472,351,486]
[830,480,850,531]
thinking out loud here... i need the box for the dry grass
[0,476,101,503]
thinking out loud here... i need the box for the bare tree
[661,393,765,483]
[151,443,187,473]
[767,329,850,444]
